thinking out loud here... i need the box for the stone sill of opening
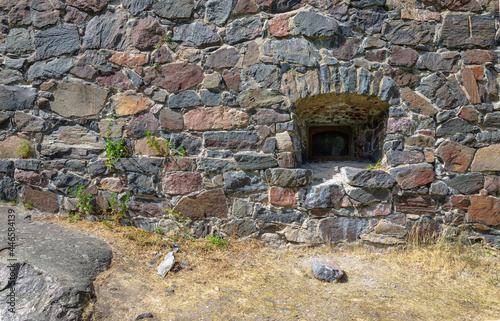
[301,160,373,183]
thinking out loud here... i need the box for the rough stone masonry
[0,0,499,247]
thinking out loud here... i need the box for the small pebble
[135,311,153,320]
[149,259,156,265]
[180,261,191,269]
[165,288,175,295]
[214,286,219,291]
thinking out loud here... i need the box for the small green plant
[163,208,193,240]
[118,192,130,216]
[155,34,172,49]
[24,200,33,210]
[176,145,187,157]
[366,159,386,170]
[15,141,31,159]
[145,130,187,157]
[155,227,164,235]
[69,185,94,216]
[102,220,112,228]
[105,123,127,169]
[109,192,130,221]
[67,213,82,222]
[152,62,161,68]
[205,234,230,250]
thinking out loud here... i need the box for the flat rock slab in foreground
[0,208,112,321]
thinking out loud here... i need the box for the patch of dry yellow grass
[33,215,500,320]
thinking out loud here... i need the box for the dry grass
[340,239,500,318]
[32,215,500,321]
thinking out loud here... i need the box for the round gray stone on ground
[312,259,344,283]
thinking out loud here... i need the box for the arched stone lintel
[280,65,399,108]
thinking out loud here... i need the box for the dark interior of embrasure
[294,93,390,165]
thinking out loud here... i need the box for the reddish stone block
[401,87,437,116]
[222,68,242,91]
[401,7,440,21]
[70,65,96,80]
[461,67,480,104]
[174,188,228,219]
[66,0,110,13]
[394,195,438,214]
[387,117,411,134]
[269,15,290,37]
[184,107,249,131]
[458,106,479,122]
[109,52,149,68]
[0,135,34,159]
[128,197,171,218]
[196,188,228,218]
[98,177,124,192]
[392,68,419,87]
[277,152,295,168]
[206,48,241,69]
[135,137,165,156]
[64,6,88,25]
[112,94,152,117]
[340,196,361,208]
[24,186,59,213]
[389,46,419,67]
[143,63,204,93]
[462,50,497,64]
[331,37,361,60]
[359,203,392,217]
[436,141,475,173]
[416,130,435,137]
[125,113,159,138]
[97,72,136,90]
[471,144,500,172]
[444,195,471,209]
[256,125,271,140]
[152,46,174,64]
[424,151,435,163]
[485,175,500,193]
[162,172,203,195]
[469,195,500,226]
[390,164,435,190]
[269,187,296,206]
[159,107,183,131]
[130,17,164,50]
[14,169,47,187]
[164,157,195,172]
[252,109,290,125]
[174,196,203,219]
[365,49,387,62]
[471,66,484,80]
[234,0,259,14]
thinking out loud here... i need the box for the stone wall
[0,0,499,247]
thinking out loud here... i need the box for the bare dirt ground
[32,215,500,321]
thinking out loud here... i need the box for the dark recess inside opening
[309,126,352,161]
